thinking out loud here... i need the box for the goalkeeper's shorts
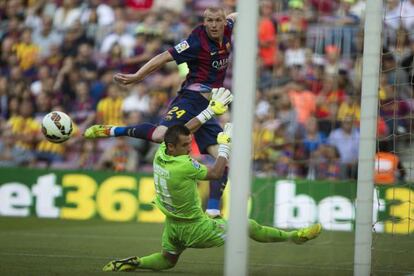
[161,216,227,255]
[159,89,222,154]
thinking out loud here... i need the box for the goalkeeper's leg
[103,251,179,272]
[248,219,322,244]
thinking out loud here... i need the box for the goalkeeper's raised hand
[217,123,232,160]
[209,88,233,115]
[196,87,233,124]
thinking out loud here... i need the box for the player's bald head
[203,7,226,19]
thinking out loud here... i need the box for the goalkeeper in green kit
[102,88,322,272]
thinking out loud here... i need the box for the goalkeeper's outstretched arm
[204,123,232,180]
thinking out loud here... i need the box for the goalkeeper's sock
[248,219,295,242]
[138,253,175,270]
[207,167,228,211]
[112,123,157,141]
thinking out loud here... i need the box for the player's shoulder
[175,156,202,170]
[226,18,235,27]
[192,24,205,35]
[189,157,202,170]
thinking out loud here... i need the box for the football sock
[139,253,175,270]
[207,167,228,210]
[113,123,157,141]
[248,219,296,242]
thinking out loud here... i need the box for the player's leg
[84,123,164,142]
[85,94,186,142]
[134,219,184,271]
[103,220,184,272]
[202,129,227,217]
[102,251,179,272]
[138,251,179,270]
[248,219,322,244]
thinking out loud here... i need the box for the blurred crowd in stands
[0,0,411,183]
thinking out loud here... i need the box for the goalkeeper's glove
[217,123,232,160]
[196,88,233,124]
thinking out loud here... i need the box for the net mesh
[371,1,414,273]
[247,1,413,273]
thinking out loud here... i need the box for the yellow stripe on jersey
[13,43,39,70]
[8,116,41,150]
[36,140,65,155]
[97,97,124,125]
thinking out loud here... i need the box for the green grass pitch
[0,217,412,275]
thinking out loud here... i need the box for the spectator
[100,20,135,58]
[384,0,402,46]
[308,0,339,18]
[400,39,414,87]
[323,45,342,76]
[374,151,406,185]
[32,15,62,59]
[401,0,414,31]
[379,77,411,135]
[33,92,52,122]
[301,116,326,159]
[53,0,82,32]
[78,140,100,169]
[0,77,8,119]
[70,81,95,131]
[30,65,51,96]
[258,0,277,71]
[327,117,359,179]
[74,43,97,81]
[314,144,341,180]
[96,84,124,126]
[80,0,115,27]
[284,36,306,68]
[337,93,360,123]
[0,128,34,167]
[13,27,39,75]
[381,50,411,100]
[315,75,346,134]
[153,0,185,13]
[122,83,151,114]
[278,0,308,34]
[7,99,40,151]
[334,0,360,26]
[97,137,138,172]
[276,93,299,140]
[287,82,316,126]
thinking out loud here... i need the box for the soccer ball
[41,111,73,143]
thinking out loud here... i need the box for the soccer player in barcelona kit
[85,7,237,217]
[102,91,322,272]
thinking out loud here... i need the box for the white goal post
[224,0,259,276]
[354,0,383,275]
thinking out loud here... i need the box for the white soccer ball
[41,111,73,143]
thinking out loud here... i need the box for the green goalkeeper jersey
[153,143,208,221]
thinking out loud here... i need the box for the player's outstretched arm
[205,123,232,180]
[185,88,233,133]
[113,50,174,86]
